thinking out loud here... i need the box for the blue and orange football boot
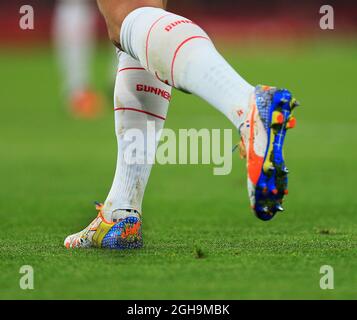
[64,202,143,249]
[239,85,299,221]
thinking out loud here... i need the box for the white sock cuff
[114,50,171,123]
[120,6,212,88]
[120,7,167,60]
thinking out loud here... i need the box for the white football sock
[120,7,254,128]
[103,51,171,220]
[53,0,96,95]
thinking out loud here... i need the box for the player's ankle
[103,208,141,223]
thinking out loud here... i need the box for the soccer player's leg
[53,0,103,118]
[64,51,171,249]
[96,0,299,220]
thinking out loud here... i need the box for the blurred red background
[1,0,356,46]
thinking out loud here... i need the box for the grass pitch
[0,39,357,299]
